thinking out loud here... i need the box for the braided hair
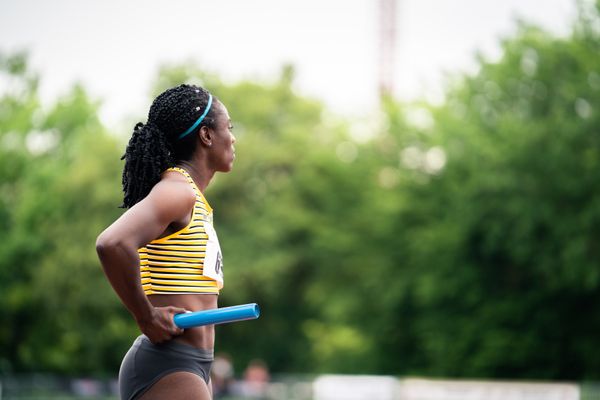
[120,84,218,208]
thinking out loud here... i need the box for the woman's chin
[220,163,234,173]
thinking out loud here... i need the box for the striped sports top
[138,167,224,295]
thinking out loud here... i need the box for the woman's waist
[138,334,215,361]
[149,292,217,308]
[173,327,215,351]
[149,293,218,349]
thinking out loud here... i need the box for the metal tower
[379,0,397,99]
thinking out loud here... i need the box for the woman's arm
[96,177,196,343]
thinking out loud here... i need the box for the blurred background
[1,0,599,399]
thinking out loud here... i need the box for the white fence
[313,376,580,400]
[0,374,597,400]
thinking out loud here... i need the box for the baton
[174,303,260,328]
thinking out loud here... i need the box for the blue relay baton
[174,303,260,328]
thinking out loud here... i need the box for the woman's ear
[198,126,212,147]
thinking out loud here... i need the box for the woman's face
[208,102,236,172]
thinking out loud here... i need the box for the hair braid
[120,84,218,208]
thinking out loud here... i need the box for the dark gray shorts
[119,335,214,400]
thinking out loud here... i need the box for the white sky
[0,0,577,128]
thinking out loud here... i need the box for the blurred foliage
[1,1,599,380]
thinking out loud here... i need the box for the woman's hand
[136,306,188,344]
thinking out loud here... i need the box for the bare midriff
[148,293,218,350]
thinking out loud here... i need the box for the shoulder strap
[166,167,213,213]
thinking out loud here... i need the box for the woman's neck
[176,160,215,193]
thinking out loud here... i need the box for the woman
[96,84,235,399]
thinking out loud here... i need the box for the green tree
[2,1,599,379]
[362,1,600,379]
[0,53,130,373]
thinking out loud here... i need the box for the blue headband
[178,94,213,140]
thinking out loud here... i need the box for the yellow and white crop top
[138,167,224,295]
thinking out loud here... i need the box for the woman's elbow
[96,232,122,258]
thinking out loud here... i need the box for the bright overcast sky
[1,0,577,127]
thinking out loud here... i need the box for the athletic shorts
[119,335,214,400]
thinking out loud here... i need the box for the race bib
[203,217,224,288]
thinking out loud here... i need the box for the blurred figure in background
[234,359,271,398]
[212,353,235,398]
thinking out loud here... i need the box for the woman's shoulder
[143,172,196,215]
